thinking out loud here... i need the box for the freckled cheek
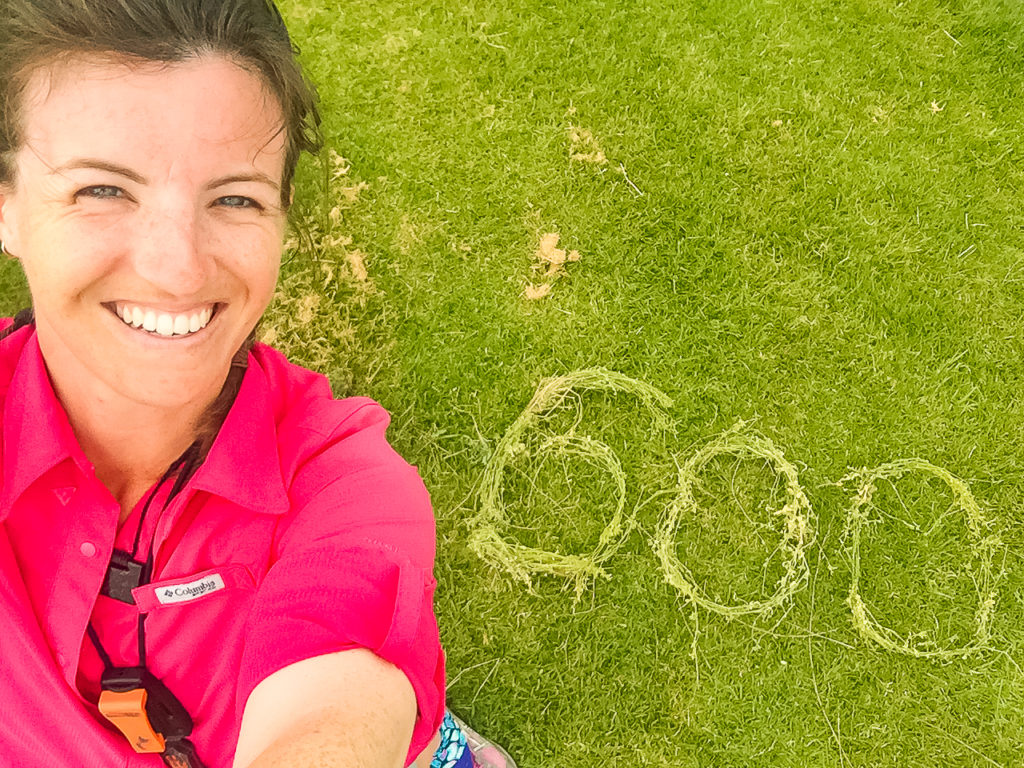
[212,230,283,303]
[258,253,283,307]
[28,209,128,260]
[20,228,121,301]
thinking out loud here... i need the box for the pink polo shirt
[0,320,444,767]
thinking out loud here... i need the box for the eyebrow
[49,160,281,192]
[206,172,281,192]
[51,158,146,184]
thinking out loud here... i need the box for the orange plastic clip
[98,688,167,753]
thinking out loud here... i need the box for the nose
[129,200,210,297]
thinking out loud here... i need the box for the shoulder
[249,342,406,473]
[247,343,435,568]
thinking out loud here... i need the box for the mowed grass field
[3,0,1024,764]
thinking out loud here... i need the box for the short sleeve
[236,400,444,766]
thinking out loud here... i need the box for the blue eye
[217,195,262,210]
[78,185,124,199]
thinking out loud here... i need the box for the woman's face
[0,54,288,412]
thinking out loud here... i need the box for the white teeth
[115,303,215,338]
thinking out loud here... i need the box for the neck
[43,363,223,517]
[69,400,201,516]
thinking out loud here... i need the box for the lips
[114,303,215,337]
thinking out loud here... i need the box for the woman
[0,1,513,767]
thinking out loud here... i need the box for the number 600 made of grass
[466,369,1001,660]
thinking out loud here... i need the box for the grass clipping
[653,421,815,618]
[468,368,673,598]
[839,459,1000,659]
[525,232,581,300]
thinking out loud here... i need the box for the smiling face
[0,54,288,415]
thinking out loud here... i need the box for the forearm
[243,706,410,768]
[232,650,417,768]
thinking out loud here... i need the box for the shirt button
[80,542,97,558]
[57,653,66,667]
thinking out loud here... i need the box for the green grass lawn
[3,0,1024,764]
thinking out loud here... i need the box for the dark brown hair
[0,0,323,460]
[0,0,322,207]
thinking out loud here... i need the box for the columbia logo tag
[155,574,226,605]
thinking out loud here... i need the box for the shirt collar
[188,348,291,515]
[0,330,290,518]
[1,330,83,516]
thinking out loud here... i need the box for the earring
[0,241,6,256]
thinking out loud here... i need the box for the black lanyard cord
[129,476,165,559]
[86,625,114,670]
[89,445,197,673]
[84,448,209,768]
[129,446,197,559]
[137,550,154,668]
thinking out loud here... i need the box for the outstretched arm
[233,649,417,768]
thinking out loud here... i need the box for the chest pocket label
[154,573,225,605]
[131,564,254,612]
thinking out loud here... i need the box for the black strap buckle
[100,549,146,604]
